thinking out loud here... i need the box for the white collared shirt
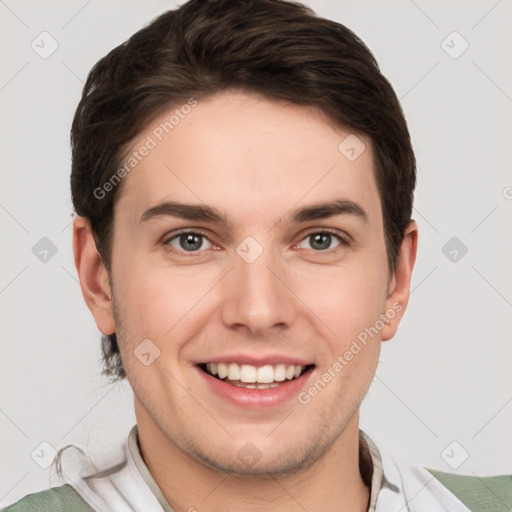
[62,425,470,512]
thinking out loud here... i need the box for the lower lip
[197,366,314,408]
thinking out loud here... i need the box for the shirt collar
[359,430,401,511]
[128,425,175,512]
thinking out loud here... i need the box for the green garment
[1,485,94,512]
[426,469,512,512]
[2,471,512,511]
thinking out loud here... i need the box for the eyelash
[296,228,350,254]
[162,228,350,256]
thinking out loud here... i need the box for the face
[76,90,415,476]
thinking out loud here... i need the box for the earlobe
[381,220,418,341]
[72,216,116,335]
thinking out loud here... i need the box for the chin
[186,436,330,478]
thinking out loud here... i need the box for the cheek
[112,257,220,343]
[291,261,388,342]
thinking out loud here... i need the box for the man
[3,0,510,510]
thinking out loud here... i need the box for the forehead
[115,91,380,227]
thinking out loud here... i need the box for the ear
[381,220,418,341]
[72,215,116,335]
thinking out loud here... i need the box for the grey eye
[298,232,342,251]
[168,233,213,252]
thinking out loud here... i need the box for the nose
[219,245,296,336]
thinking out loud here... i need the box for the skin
[73,90,417,512]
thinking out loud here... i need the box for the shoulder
[371,441,511,512]
[426,468,512,512]
[1,484,95,512]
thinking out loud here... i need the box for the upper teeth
[206,363,304,383]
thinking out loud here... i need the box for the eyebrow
[288,199,368,224]
[140,201,229,225]
[140,199,368,226]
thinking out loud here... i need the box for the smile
[200,362,314,390]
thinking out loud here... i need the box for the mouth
[198,362,315,390]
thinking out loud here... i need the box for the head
[72,0,417,476]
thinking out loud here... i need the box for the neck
[134,402,370,512]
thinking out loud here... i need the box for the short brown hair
[71,0,416,381]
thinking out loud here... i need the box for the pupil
[311,233,331,250]
[180,233,202,251]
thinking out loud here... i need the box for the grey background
[1,0,511,506]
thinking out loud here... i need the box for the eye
[297,231,345,251]
[165,231,214,252]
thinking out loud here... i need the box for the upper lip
[195,354,314,367]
